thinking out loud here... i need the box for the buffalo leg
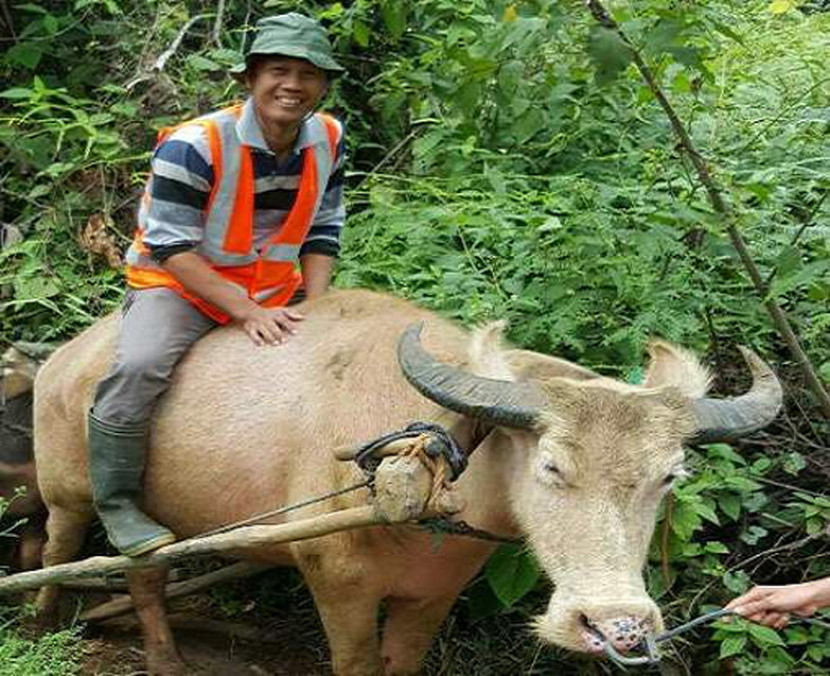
[19,512,47,570]
[35,506,92,624]
[301,559,383,676]
[315,591,383,676]
[381,595,457,675]
[127,565,185,676]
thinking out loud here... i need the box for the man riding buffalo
[88,13,347,556]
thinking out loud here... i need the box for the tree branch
[584,0,830,418]
[212,0,226,47]
[126,14,211,91]
[80,561,272,623]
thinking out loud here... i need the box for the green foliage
[485,544,540,607]
[0,497,82,675]
[648,443,830,672]
[0,625,82,676]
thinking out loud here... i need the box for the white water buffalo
[33,289,781,675]
[1,345,48,571]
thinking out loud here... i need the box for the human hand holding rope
[726,578,830,629]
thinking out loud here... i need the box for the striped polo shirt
[140,97,346,262]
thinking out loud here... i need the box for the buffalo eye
[543,459,560,476]
[536,453,568,487]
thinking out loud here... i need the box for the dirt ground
[75,570,334,675]
[80,617,328,675]
[72,591,622,676]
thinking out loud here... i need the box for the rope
[353,421,468,480]
[186,480,371,541]
[180,424,516,547]
[417,516,521,545]
[599,607,830,667]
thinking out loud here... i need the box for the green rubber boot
[87,412,176,557]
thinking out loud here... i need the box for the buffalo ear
[468,321,514,380]
[643,340,711,398]
[505,350,599,383]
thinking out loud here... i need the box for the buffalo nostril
[590,615,653,654]
[578,614,606,651]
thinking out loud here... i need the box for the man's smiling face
[247,55,328,130]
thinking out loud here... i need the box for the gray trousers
[92,288,217,426]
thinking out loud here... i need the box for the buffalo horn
[690,347,783,444]
[397,323,546,430]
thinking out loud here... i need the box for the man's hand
[726,581,830,629]
[161,252,305,346]
[239,306,304,346]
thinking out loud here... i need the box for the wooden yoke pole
[0,454,442,596]
[333,437,416,461]
[0,506,381,595]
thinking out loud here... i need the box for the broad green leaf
[723,476,762,492]
[719,493,741,521]
[748,623,785,646]
[43,13,59,34]
[719,634,747,658]
[588,27,632,84]
[15,3,47,13]
[707,19,745,45]
[706,443,746,466]
[750,457,772,474]
[783,626,811,645]
[723,570,750,594]
[352,20,370,48]
[5,43,43,70]
[771,260,830,297]
[696,501,720,525]
[187,55,221,72]
[0,88,33,99]
[739,525,768,545]
[670,501,702,540]
[315,2,344,19]
[485,545,540,607]
[775,245,802,279]
[381,0,407,40]
[208,48,244,65]
[13,276,60,300]
[27,185,51,199]
[807,642,830,661]
[704,541,729,554]
[42,162,75,178]
[497,60,523,98]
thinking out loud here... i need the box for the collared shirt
[141,98,346,262]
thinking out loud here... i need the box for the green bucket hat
[230,13,345,81]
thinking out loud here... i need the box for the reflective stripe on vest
[125,107,341,323]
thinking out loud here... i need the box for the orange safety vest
[125,104,341,324]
